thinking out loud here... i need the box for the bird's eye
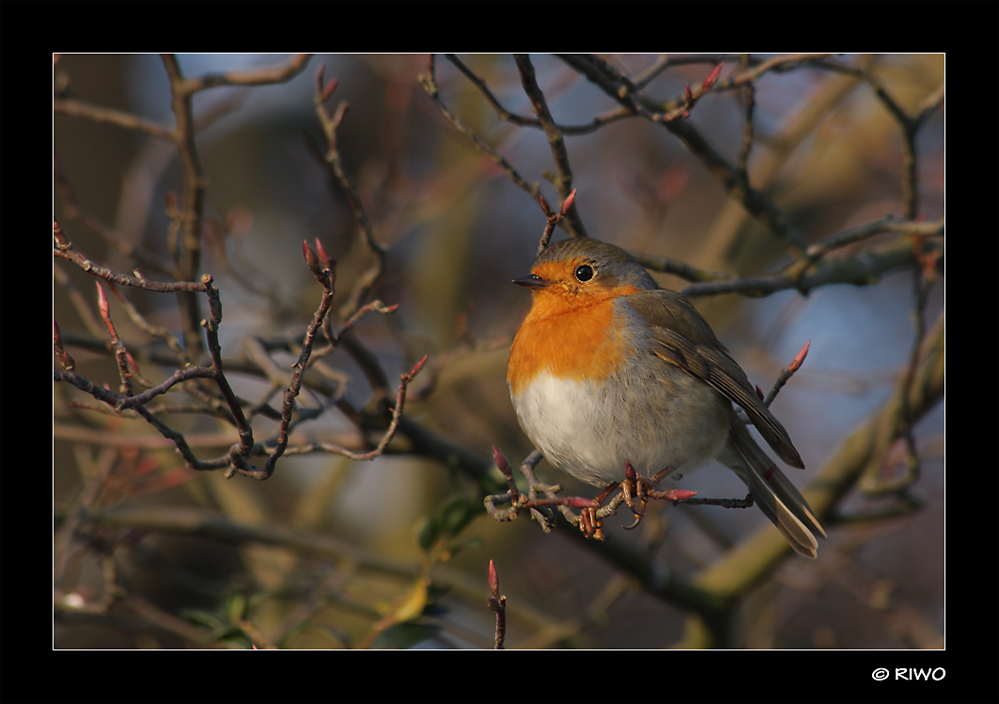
[574,264,594,282]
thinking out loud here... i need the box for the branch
[445,54,634,136]
[160,54,208,355]
[486,560,507,649]
[314,65,385,319]
[513,54,587,238]
[683,310,943,647]
[181,54,312,91]
[813,58,944,219]
[53,222,208,294]
[53,98,174,140]
[283,355,428,462]
[556,54,811,254]
[262,242,338,477]
[420,54,545,204]
[680,220,942,298]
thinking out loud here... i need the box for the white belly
[511,367,732,486]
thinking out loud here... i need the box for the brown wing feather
[626,291,804,469]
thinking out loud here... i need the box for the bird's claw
[576,481,619,540]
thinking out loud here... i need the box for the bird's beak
[512,273,550,289]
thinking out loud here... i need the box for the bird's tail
[719,420,825,559]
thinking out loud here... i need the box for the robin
[507,237,825,558]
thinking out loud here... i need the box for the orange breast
[508,285,641,396]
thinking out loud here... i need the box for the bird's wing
[626,290,804,469]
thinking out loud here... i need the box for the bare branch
[513,54,587,238]
[420,54,544,203]
[314,65,385,319]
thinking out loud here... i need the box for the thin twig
[263,242,338,478]
[486,560,506,650]
[513,54,586,238]
[314,65,385,320]
[53,98,175,139]
[284,355,428,462]
[763,341,810,407]
[54,222,208,294]
[420,55,544,203]
[556,54,811,255]
[681,224,942,299]
[95,283,133,396]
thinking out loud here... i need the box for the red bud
[561,189,577,215]
[538,193,551,215]
[314,238,332,270]
[302,240,322,277]
[789,341,810,372]
[96,282,109,318]
[702,63,723,91]
[408,354,428,378]
[492,446,512,478]
[488,559,499,594]
[323,77,339,101]
[316,66,338,102]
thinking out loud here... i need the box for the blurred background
[54,53,943,649]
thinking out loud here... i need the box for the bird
[506,237,825,558]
